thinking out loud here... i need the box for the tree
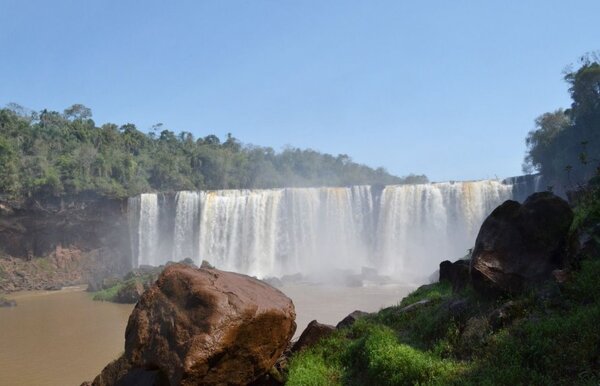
[523,109,570,174]
[524,54,600,187]
[0,104,420,199]
[63,104,92,121]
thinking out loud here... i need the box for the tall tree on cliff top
[524,53,600,188]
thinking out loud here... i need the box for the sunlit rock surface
[91,264,296,386]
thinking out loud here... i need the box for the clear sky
[1,1,598,182]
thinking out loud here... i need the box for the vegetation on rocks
[91,271,159,303]
[90,259,201,303]
[286,186,600,386]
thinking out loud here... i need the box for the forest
[523,54,600,189]
[1,55,597,202]
[0,105,425,200]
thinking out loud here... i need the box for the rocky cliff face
[0,193,131,291]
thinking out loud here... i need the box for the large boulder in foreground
[92,264,296,386]
[471,192,573,296]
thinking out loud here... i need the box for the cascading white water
[198,189,284,276]
[173,191,201,262]
[376,181,513,279]
[127,179,532,280]
[136,193,160,266]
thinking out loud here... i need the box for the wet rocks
[471,192,574,296]
[91,264,296,386]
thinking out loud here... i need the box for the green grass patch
[399,281,452,307]
[287,351,342,386]
[288,243,600,385]
[92,282,125,301]
[345,324,465,386]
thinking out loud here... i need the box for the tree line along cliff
[0,105,426,201]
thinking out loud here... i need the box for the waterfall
[127,179,540,280]
[376,181,513,279]
[133,193,160,267]
[173,191,201,262]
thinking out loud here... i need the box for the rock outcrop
[292,320,335,353]
[91,264,296,386]
[114,281,145,304]
[439,259,470,292]
[471,192,574,295]
[336,310,370,329]
[0,193,130,292]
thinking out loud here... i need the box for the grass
[462,258,600,385]
[92,282,125,301]
[287,351,342,386]
[398,281,451,307]
[91,272,156,302]
[287,196,600,386]
[344,324,465,386]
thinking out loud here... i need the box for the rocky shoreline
[81,190,600,385]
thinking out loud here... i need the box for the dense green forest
[523,54,600,188]
[0,105,425,200]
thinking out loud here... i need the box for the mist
[128,180,523,284]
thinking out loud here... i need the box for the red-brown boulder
[92,264,296,386]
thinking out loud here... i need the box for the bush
[92,282,124,301]
[345,325,464,386]
[287,351,342,386]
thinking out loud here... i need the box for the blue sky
[1,1,598,182]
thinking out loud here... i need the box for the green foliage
[289,204,600,386]
[0,104,426,200]
[345,324,464,386]
[464,257,600,385]
[288,318,465,386]
[287,351,342,386]
[571,185,600,234]
[398,281,452,307]
[92,282,125,301]
[524,54,600,188]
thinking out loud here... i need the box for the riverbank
[0,283,411,385]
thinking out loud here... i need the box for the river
[0,283,411,385]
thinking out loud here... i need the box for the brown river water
[0,284,412,386]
